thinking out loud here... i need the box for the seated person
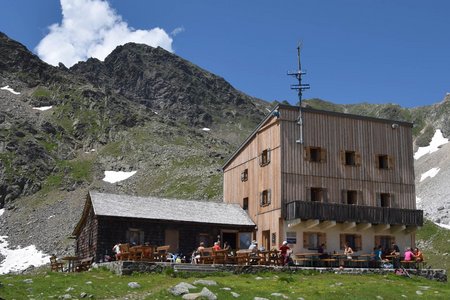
[372,246,383,261]
[318,243,329,259]
[414,247,424,262]
[403,247,415,261]
[249,240,258,253]
[390,242,400,256]
[223,241,231,251]
[344,243,354,259]
[192,242,205,264]
[213,241,221,251]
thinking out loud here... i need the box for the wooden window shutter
[267,148,271,164]
[376,193,381,207]
[340,150,346,165]
[260,192,263,206]
[267,189,271,205]
[388,155,394,169]
[241,171,245,181]
[304,146,311,161]
[355,152,362,166]
[374,236,381,247]
[306,187,311,201]
[339,234,345,250]
[355,235,362,251]
[318,232,326,247]
[320,148,327,163]
[303,232,309,248]
[341,189,347,204]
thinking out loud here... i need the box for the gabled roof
[73,191,255,236]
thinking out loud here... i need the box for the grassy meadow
[0,267,449,300]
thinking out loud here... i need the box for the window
[342,190,358,205]
[260,189,271,206]
[286,232,297,244]
[243,197,249,210]
[340,234,362,251]
[309,187,326,202]
[377,154,393,169]
[239,232,252,249]
[305,146,326,163]
[375,235,395,252]
[340,150,361,166]
[303,232,326,250]
[259,149,271,166]
[240,169,248,181]
[127,228,144,245]
[379,193,391,207]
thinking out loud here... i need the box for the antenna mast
[287,43,310,106]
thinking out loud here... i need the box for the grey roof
[89,191,255,227]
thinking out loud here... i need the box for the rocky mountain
[0,31,449,261]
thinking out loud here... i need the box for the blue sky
[1,0,449,107]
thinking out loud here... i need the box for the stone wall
[96,261,447,282]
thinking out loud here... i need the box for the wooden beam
[356,223,372,231]
[375,224,390,233]
[287,218,302,228]
[390,225,406,233]
[342,221,356,231]
[320,220,337,229]
[305,219,320,229]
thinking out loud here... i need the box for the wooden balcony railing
[285,201,423,226]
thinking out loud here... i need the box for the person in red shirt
[279,241,290,265]
[213,241,221,251]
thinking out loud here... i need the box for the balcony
[285,201,423,227]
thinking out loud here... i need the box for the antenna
[287,43,310,106]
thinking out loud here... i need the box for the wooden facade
[223,105,422,254]
[73,192,255,262]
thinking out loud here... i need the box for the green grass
[0,268,448,299]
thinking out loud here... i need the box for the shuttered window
[259,149,271,166]
[240,169,248,181]
[303,232,326,250]
[260,189,271,207]
[310,187,327,202]
[342,190,359,205]
[339,234,362,251]
[374,235,395,252]
[376,154,394,169]
[376,193,392,207]
[305,146,327,163]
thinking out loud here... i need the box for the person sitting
[112,243,121,260]
[390,242,400,256]
[318,243,328,259]
[403,247,415,261]
[414,247,424,262]
[372,246,382,261]
[249,240,258,253]
[344,243,354,259]
[192,242,205,264]
[213,241,221,251]
[223,241,231,251]
[279,241,290,265]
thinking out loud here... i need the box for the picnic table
[62,256,79,272]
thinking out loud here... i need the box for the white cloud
[36,0,174,67]
[171,26,185,36]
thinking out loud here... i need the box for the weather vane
[287,43,310,106]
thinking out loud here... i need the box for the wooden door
[165,229,179,253]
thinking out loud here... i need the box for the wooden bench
[212,249,229,265]
[141,245,155,261]
[118,243,130,261]
[154,245,171,262]
[198,247,214,264]
[76,257,93,272]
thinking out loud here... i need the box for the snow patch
[0,209,4,217]
[0,85,20,95]
[103,171,137,183]
[0,236,50,274]
[32,106,53,111]
[414,129,449,160]
[435,223,450,230]
[202,128,211,131]
[420,168,440,182]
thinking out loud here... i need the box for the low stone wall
[96,261,447,282]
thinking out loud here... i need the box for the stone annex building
[74,104,423,260]
[223,104,422,254]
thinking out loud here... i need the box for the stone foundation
[96,261,447,282]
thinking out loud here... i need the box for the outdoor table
[62,256,79,272]
[294,253,318,267]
